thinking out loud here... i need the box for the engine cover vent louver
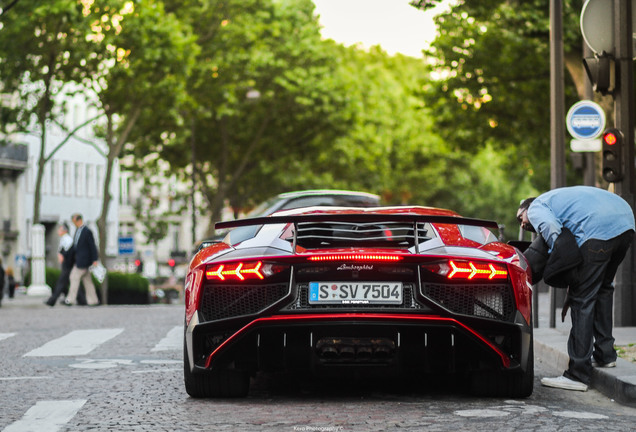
[296,221,431,249]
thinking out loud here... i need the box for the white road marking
[0,376,52,381]
[23,329,124,357]
[455,403,608,420]
[455,409,509,418]
[2,399,86,432]
[131,368,181,374]
[139,359,181,364]
[151,326,182,352]
[552,411,608,419]
[69,358,133,369]
[0,333,16,342]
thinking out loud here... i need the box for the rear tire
[184,342,250,398]
[470,343,534,398]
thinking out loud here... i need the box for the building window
[27,156,35,193]
[96,165,104,198]
[119,173,131,206]
[64,161,73,196]
[75,162,85,197]
[42,162,50,195]
[87,164,95,197]
[51,160,60,195]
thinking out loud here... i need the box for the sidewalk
[534,290,636,406]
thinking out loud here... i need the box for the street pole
[191,120,197,251]
[549,0,567,328]
[613,0,636,326]
[550,0,567,191]
[583,43,596,186]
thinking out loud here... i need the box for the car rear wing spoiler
[216,214,501,254]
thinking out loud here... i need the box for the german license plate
[309,282,403,304]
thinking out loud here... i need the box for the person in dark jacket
[64,214,100,306]
[0,257,4,307]
[6,266,15,299]
[517,186,635,392]
[46,223,86,306]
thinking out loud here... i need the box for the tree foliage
[0,0,107,223]
[410,0,602,233]
[125,0,353,235]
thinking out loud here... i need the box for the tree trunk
[96,107,141,304]
[32,129,46,225]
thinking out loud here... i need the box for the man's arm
[87,229,99,265]
[527,202,562,250]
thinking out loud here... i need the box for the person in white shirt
[46,222,86,306]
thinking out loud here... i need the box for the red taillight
[206,261,264,281]
[205,261,288,281]
[308,254,403,262]
[423,260,508,280]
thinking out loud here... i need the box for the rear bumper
[186,313,533,377]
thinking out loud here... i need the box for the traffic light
[583,53,612,95]
[601,128,624,183]
[134,258,143,274]
[168,258,176,268]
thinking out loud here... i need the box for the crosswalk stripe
[151,326,182,352]
[0,333,16,342]
[2,399,86,432]
[0,376,52,381]
[23,329,124,357]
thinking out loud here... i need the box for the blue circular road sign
[566,100,606,140]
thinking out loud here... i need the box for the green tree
[0,0,107,224]
[80,1,196,266]
[81,0,196,302]
[1,1,198,301]
[409,0,602,232]
[128,0,352,236]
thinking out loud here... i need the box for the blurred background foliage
[0,0,601,240]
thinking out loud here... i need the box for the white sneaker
[591,359,617,368]
[541,375,588,392]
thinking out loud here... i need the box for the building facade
[2,108,119,284]
[117,166,210,279]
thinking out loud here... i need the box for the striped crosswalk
[151,326,182,352]
[0,333,16,342]
[23,329,124,357]
[2,400,87,432]
[1,325,182,432]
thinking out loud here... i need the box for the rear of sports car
[183,210,534,398]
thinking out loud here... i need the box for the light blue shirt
[528,186,635,250]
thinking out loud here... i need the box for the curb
[534,327,636,406]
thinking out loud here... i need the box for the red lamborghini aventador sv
[183,206,534,398]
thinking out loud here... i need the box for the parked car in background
[244,189,381,217]
[184,205,534,398]
[202,190,382,246]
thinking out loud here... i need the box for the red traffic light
[601,128,624,182]
[134,259,141,266]
[603,131,618,145]
[168,259,176,267]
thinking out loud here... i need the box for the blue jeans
[563,230,634,384]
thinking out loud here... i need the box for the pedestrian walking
[64,214,100,306]
[517,185,635,392]
[0,257,4,307]
[46,222,86,306]
[6,266,16,299]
